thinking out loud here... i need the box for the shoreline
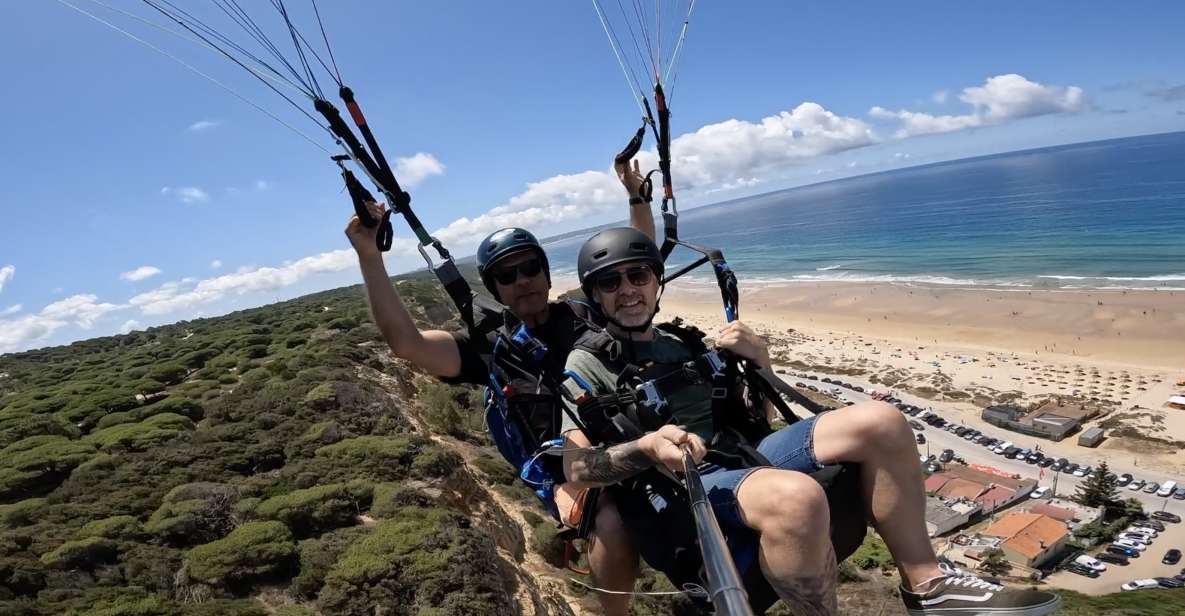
[552,277,1185,473]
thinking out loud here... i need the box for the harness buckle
[636,380,669,415]
[711,387,729,400]
[703,350,727,379]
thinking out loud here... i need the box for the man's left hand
[715,321,771,368]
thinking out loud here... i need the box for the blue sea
[543,131,1185,291]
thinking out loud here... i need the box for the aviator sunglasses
[594,265,654,294]
[491,258,544,286]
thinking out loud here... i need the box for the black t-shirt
[440,301,589,388]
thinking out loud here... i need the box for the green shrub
[77,516,142,541]
[40,537,118,569]
[146,483,237,545]
[146,363,189,386]
[94,411,138,430]
[83,413,193,452]
[184,521,296,586]
[0,415,80,449]
[139,398,204,422]
[530,518,566,568]
[319,506,513,615]
[289,525,372,599]
[326,317,357,331]
[0,437,94,499]
[472,455,517,485]
[849,530,894,571]
[302,383,337,411]
[254,483,371,537]
[0,499,47,528]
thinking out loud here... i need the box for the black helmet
[476,227,550,299]
[577,227,664,301]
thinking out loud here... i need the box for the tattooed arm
[562,425,708,490]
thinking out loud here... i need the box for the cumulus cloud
[0,265,12,293]
[129,249,357,315]
[394,153,446,188]
[120,319,141,334]
[120,265,162,282]
[870,74,1085,138]
[210,259,223,269]
[39,294,124,329]
[161,186,210,204]
[0,294,125,353]
[1,304,20,316]
[188,119,220,132]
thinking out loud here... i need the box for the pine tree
[981,548,1012,576]
[1072,460,1119,509]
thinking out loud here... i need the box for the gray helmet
[577,227,664,302]
[476,227,550,299]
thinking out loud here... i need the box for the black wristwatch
[629,196,651,205]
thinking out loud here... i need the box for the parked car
[1156,481,1178,498]
[854,386,865,393]
[939,449,955,463]
[1106,545,1140,558]
[1114,538,1148,552]
[1116,533,1152,546]
[1064,463,1080,475]
[1132,519,1166,532]
[1123,526,1157,538]
[1063,563,1099,578]
[1074,555,1106,572]
[924,461,942,474]
[1128,479,1146,491]
[1051,458,1067,471]
[1030,486,1051,499]
[1175,486,1185,500]
[1150,511,1181,523]
[1120,579,1160,591]
[1156,576,1184,589]
[1097,552,1129,566]
[916,433,926,445]
[1073,465,1092,477]
[1165,549,1182,565]
[1116,473,1133,486]
[1038,457,1054,468]
[909,420,925,431]
[1143,482,1160,494]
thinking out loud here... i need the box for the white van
[1156,480,1177,498]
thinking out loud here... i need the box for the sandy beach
[555,277,1185,475]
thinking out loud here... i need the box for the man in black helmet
[345,179,654,615]
[559,228,1062,616]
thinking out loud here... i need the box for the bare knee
[739,469,830,538]
[850,401,912,450]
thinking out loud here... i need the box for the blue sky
[2,0,1184,353]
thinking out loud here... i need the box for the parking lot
[1045,519,1185,594]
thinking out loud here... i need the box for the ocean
[542,131,1185,291]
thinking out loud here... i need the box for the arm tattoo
[567,440,654,486]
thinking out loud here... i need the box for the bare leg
[812,401,942,590]
[736,468,838,615]
[556,486,639,616]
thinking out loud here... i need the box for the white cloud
[120,319,141,334]
[932,90,949,104]
[120,265,162,282]
[870,74,1085,138]
[393,153,446,188]
[893,152,912,160]
[39,294,123,329]
[0,265,13,293]
[0,294,126,353]
[1,304,21,316]
[419,102,877,251]
[210,259,223,269]
[161,186,210,204]
[254,179,270,191]
[188,119,220,132]
[129,249,357,315]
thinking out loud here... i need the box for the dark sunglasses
[594,265,654,294]
[491,258,544,286]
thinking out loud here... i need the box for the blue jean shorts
[648,415,822,573]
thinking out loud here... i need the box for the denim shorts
[648,415,822,573]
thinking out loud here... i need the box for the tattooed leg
[736,468,838,616]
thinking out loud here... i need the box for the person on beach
[558,227,1063,616]
[343,154,654,616]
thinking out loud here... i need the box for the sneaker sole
[906,595,1061,616]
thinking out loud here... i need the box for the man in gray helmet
[558,228,1062,616]
[343,153,654,616]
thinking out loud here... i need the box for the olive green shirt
[560,328,715,443]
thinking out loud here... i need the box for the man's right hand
[640,425,707,474]
[345,200,386,259]
[615,158,648,199]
